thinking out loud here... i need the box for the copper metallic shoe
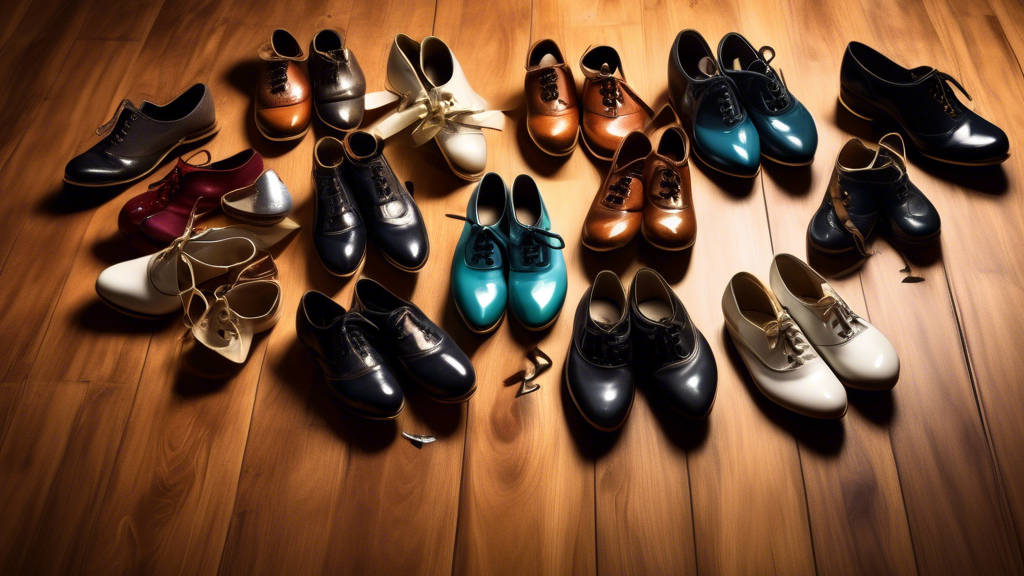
[641,127,696,251]
[525,39,579,156]
[579,45,653,161]
[255,29,312,141]
[581,131,652,251]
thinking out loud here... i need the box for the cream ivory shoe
[769,253,899,390]
[96,211,298,319]
[722,272,848,419]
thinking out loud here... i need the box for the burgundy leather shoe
[119,149,263,242]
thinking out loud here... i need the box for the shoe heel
[838,86,880,122]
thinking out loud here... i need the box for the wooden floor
[1,0,1024,574]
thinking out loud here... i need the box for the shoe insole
[538,53,558,67]
[742,310,777,331]
[590,298,621,326]
[638,299,672,322]
[478,205,501,226]
[515,207,539,226]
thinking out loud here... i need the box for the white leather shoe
[769,253,899,390]
[723,272,848,419]
[96,214,298,319]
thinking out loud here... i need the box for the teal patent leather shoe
[719,33,817,166]
[448,173,510,334]
[507,175,567,330]
[668,30,761,178]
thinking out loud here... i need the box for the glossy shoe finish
[642,127,696,250]
[342,130,429,271]
[119,149,263,239]
[565,271,634,431]
[581,131,652,251]
[221,170,293,226]
[312,137,366,277]
[525,39,580,156]
[840,42,1009,166]
[770,254,899,390]
[448,173,509,334]
[629,268,717,419]
[719,33,817,166]
[353,279,476,403]
[309,29,366,131]
[296,291,405,419]
[868,134,942,245]
[507,175,567,330]
[668,30,760,178]
[255,29,311,141]
[579,45,652,160]
[65,83,219,187]
[722,272,847,419]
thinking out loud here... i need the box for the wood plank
[635,2,818,574]
[751,0,920,573]
[216,2,469,575]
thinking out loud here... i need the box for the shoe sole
[580,131,615,162]
[515,308,561,332]
[640,222,695,252]
[527,124,580,157]
[378,244,430,273]
[63,122,221,188]
[563,350,632,432]
[761,152,814,167]
[837,90,1010,166]
[453,295,506,335]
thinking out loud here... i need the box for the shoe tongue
[599,63,613,77]
[696,56,718,79]
[538,53,558,67]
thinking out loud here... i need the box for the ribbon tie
[372,87,505,146]
[811,285,863,339]
[764,312,815,366]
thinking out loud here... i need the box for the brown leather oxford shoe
[255,29,312,141]
[642,127,696,251]
[582,131,652,251]
[525,39,580,156]
[579,46,652,161]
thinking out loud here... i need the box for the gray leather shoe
[309,29,366,131]
[64,83,219,187]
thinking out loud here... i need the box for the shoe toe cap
[528,115,578,155]
[96,256,180,317]
[317,98,365,131]
[314,229,366,276]
[452,268,507,332]
[826,326,900,390]
[770,361,848,419]
[508,268,567,330]
[567,348,634,431]
[65,151,131,185]
[256,102,311,139]
[807,207,856,253]
[438,132,487,178]
[755,104,817,164]
[331,367,405,419]
[652,334,718,419]
[694,118,761,176]
[406,344,477,402]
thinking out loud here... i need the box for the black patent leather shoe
[565,270,634,431]
[312,137,367,276]
[839,42,1009,166]
[343,131,429,272]
[352,278,476,402]
[65,83,219,187]
[296,291,405,420]
[628,268,717,419]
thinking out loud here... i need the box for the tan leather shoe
[642,127,696,250]
[581,131,652,251]
[255,29,312,141]
[525,39,579,156]
[579,46,652,160]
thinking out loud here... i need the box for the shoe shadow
[636,241,692,284]
[720,329,845,457]
[560,364,623,459]
[75,298,176,334]
[580,241,636,280]
[762,161,814,197]
[397,376,464,439]
[806,246,868,279]
[438,292,488,359]
[847,388,896,426]
[639,384,710,452]
[696,163,758,198]
[40,182,130,215]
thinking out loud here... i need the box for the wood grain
[0,0,1022,574]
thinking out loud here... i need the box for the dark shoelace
[318,174,349,221]
[597,331,630,365]
[324,49,349,79]
[600,78,622,108]
[645,323,687,361]
[269,61,289,93]
[369,162,393,201]
[658,169,682,201]
[715,84,741,125]
[540,70,559,102]
[517,227,565,267]
[445,213,510,267]
[605,160,645,205]
[150,166,184,205]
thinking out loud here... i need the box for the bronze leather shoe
[642,127,696,250]
[525,39,579,156]
[579,46,652,160]
[581,131,652,251]
[255,29,312,141]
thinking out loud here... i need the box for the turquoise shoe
[448,173,510,334]
[719,33,817,166]
[507,175,567,330]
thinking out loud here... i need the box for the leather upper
[312,137,366,277]
[642,127,696,250]
[525,39,580,155]
[65,83,217,186]
[309,29,366,131]
[579,45,652,159]
[353,279,476,402]
[840,42,1008,164]
[582,131,651,251]
[342,131,429,271]
[450,173,509,333]
[506,175,567,329]
[296,291,405,419]
[255,29,311,139]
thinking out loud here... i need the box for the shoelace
[394,309,439,345]
[764,312,816,367]
[811,286,864,340]
[605,160,645,205]
[539,70,559,102]
[645,323,687,361]
[445,213,510,266]
[348,325,371,358]
[752,47,790,112]
[596,331,630,365]
[715,84,741,125]
[150,166,184,205]
[658,169,681,201]
[600,78,623,108]
[269,61,289,93]
[369,162,393,201]
[928,71,972,119]
[324,49,348,79]
[517,226,565,267]
[318,174,349,222]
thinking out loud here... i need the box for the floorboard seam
[795,444,819,575]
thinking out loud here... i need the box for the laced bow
[370,86,505,146]
[764,312,816,367]
[811,285,864,339]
